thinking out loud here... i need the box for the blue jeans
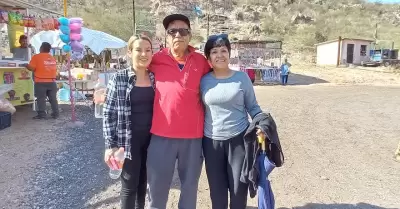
[281,75,288,85]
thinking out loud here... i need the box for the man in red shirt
[147,14,210,209]
[247,68,256,84]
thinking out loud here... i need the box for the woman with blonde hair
[103,35,155,209]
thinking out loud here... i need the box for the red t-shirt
[149,46,210,139]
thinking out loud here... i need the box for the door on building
[346,44,355,63]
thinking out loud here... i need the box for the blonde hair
[127,34,153,52]
[126,35,153,66]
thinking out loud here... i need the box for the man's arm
[26,64,35,72]
[26,56,36,72]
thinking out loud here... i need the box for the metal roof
[0,0,63,15]
[231,40,282,44]
[315,38,374,46]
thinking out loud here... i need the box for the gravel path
[1,84,400,208]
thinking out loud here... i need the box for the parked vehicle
[362,49,400,67]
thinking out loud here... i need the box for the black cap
[163,14,191,29]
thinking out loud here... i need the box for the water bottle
[109,147,125,179]
[94,102,104,118]
[94,81,106,118]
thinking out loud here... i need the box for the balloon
[69,17,83,24]
[71,51,84,61]
[70,27,82,34]
[59,25,70,35]
[69,23,82,32]
[70,33,81,41]
[59,34,70,43]
[58,17,70,26]
[70,41,84,52]
[62,45,71,52]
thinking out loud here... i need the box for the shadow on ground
[277,202,396,209]
[288,73,329,85]
[254,73,328,86]
[26,103,118,209]
[27,103,182,208]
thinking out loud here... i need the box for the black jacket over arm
[240,112,284,198]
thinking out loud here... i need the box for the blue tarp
[30,27,127,55]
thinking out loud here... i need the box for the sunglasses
[208,33,228,41]
[166,28,191,37]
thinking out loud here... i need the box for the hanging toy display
[0,10,8,24]
[58,17,84,61]
[16,12,24,26]
[8,12,17,25]
[53,18,60,30]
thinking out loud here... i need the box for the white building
[315,38,374,66]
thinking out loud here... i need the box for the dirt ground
[289,64,400,86]
[1,67,400,209]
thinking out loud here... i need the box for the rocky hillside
[4,0,400,56]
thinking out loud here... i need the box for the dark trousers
[146,135,203,209]
[203,131,248,209]
[120,130,151,209]
[34,82,59,116]
[281,75,288,85]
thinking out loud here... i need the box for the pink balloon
[70,34,82,41]
[69,23,82,32]
[69,17,83,24]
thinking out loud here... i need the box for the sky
[368,0,400,3]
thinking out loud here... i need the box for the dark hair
[204,34,231,59]
[40,42,52,53]
[19,35,27,41]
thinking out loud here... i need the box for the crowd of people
[103,14,283,209]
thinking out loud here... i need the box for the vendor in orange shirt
[26,42,59,119]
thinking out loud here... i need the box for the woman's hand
[104,148,118,168]
[256,129,265,137]
[256,128,266,143]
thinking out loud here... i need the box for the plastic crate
[0,111,11,131]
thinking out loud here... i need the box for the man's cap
[163,14,191,29]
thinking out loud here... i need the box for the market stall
[229,40,283,84]
[30,27,126,70]
[0,1,62,108]
[29,28,127,100]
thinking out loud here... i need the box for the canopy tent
[0,0,62,15]
[30,28,127,55]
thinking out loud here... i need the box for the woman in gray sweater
[200,34,262,209]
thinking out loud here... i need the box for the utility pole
[133,0,136,34]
